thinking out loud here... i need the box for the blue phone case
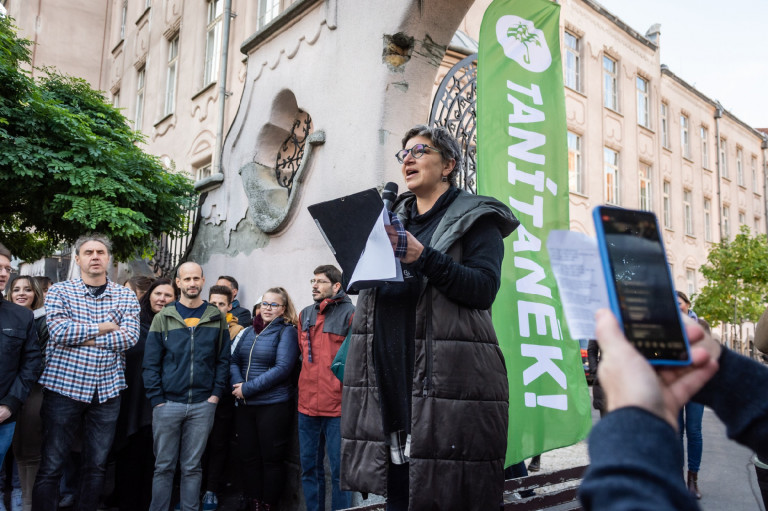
[592,205,691,366]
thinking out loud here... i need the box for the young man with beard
[143,262,230,511]
[297,265,354,511]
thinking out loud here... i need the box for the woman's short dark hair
[676,290,691,306]
[139,278,172,326]
[401,125,462,187]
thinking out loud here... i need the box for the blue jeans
[32,390,120,511]
[298,413,350,511]
[679,402,704,472]
[150,400,217,511]
[0,422,16,467]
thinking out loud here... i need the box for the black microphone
[382,182,398,211]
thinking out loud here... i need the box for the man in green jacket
[143,262,230,511]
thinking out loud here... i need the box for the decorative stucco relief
[250,19,331,83]
[135,19,150,64]
[604,114,623,144]
[638,131,654,160]
[164,0,182,31]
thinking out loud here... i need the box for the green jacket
[142,302,230,408]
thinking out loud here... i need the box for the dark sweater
[580,348,768,510]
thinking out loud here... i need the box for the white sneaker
[202,491,218,510]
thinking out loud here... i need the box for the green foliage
[693,225,768,327]
[0,17,195,261]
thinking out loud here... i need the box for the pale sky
[595,0,768,129]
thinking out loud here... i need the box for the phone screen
[595,206,690,364]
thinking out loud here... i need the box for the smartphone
[593,205,691,365]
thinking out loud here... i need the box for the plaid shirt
[39,278,140,403]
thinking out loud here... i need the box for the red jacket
[298,292,354,416]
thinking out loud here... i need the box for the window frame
[603,147,620,205]
[661,103,669,148]
[736,147,744,186]
[720,138,729,178]
[680,114,690,159]
[564,32,581,92]
[700,126,709,169]
[639,163,652,211]
[603,55,618,111]
[204,0,223,86]
[662,180,671,229]
[636,76,649,128]
[135,67,145,130]
[723,205,730,239]
[703,198,712,242]
[683,189,693,236]
[164,35,179,116]
[567,131,583,194]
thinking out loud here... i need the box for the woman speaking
[341,125,519,511]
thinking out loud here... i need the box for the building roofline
[581,0,657,51]
[661,66,765,140]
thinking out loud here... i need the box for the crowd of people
[0,238,356,511]
[0,125,767,511]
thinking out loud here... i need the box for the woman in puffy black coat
[231,286,299,511]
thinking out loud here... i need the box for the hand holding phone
[593,206,691,365]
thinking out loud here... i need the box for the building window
[258,0,283,29]
[604,148,619,205]
[680,114,690,159]
[567,131,583,194]
[752,156,758,190]
[164,35,179,116]
[686,268,696,297]
[603,55,618,111]
[736,148,744,185]
[723,205,730,239]
[720,138,728,178]
[739,211,746,226]
[755,217,761,233]
[639,164,652,211]
[112,91,120,109]
[661,103,669,148]
[120,1,127,40]
[564,32,581,92]
[636,77,649,128]
[146,0,152,8]
[135,67,145,130]
[196,163,212,181]
[683,189,693,235]
[700,127,709,168]
[204,0,223,86]
[663,180,671,228]
[704,199,712,241]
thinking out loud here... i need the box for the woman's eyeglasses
[261,302,285,309]
[395,144,441,164]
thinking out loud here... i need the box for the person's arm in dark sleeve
[587,340,600,375]
[0,316,41,419]
[211,321,231,399]
[142,316,166,408]
[241,326,299,398]
[414,219,503,310]
[579,407,699,511]
[693,347,768,460]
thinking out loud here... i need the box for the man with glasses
[0,243,41,468]
[143,262,230,511]
[297,265,354,511]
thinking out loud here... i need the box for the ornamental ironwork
[149,199,199,277]
[275,111,313,191]
[429,53,478,194]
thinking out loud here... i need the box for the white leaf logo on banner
[496,15,552,72]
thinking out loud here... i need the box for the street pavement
[696,407,765,511]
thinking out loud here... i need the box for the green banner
[478,0,592,466]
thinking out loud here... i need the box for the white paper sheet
[546,230,610,339]
[348,206,403,286]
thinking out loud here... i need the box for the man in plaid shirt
[32,234,139,511]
